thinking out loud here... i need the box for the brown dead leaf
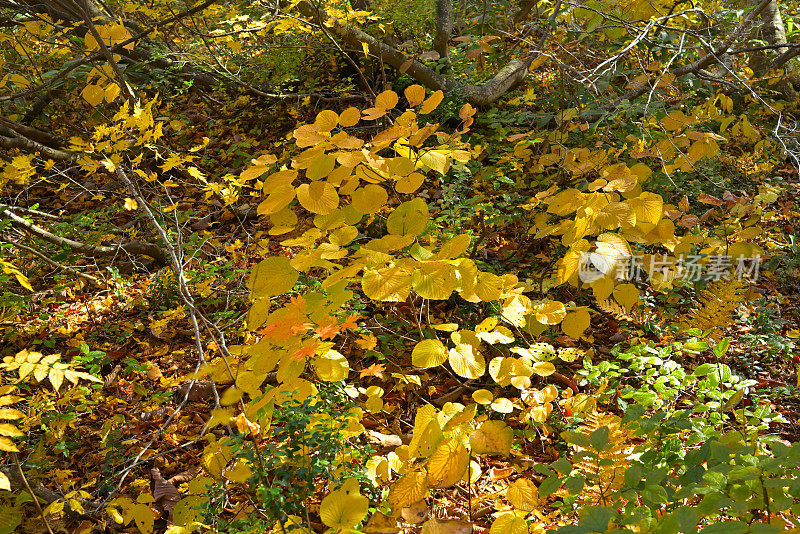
[151,467,181,514]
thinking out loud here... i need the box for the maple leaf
[340,313,362,331]
[355,333,377,351]
[359,363,386,379]
[291,340,320,362]
[314,316,341,340]
[260,321,294,343]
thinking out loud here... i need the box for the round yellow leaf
[247,256,298,299]
[405,84,426,106]
[351,184,389,214]
[561,308,590,339]
[315,110,339,132]
[472,389,494,405]
[412,339,449,368]
[396,172,425,194]
[448,343,485,379]
[315,350,350,382]
[375,89,399,110]
[470,420,512,455]
[613,283,640,311]
[506,478,538,511]
[257,183,296,216]
[422,518,473,534]
[339,106,361,127]
[475,317,500,333]
[490,512,528,534]
[532,361,556,377]
[81,84,105,107]
[490,397,514,414]
[362,267,412,302]
[387,470,429,510]
[320,478,369,529]
[296,181,339,215]
[427,439,469,488]
[386,198,429,236]
[412,261,457,300]
[535,301,567,325]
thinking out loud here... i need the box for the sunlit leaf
[427,439,469,487]
[412,339,449,368]
[470,420,512,455]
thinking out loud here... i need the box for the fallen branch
[1,207,167,264]
[0,125,77,162]
[296,1,542,106]
[4,239,101,286]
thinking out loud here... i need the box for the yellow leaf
[124,197,138,210]
[472,389,493,405]
[296,181,339,215]
[201,438,233,479]
[375,90,399,110]
[0,408,24,420]
[506,478,538,511]
[315,110,339,132]
[532,361,556,376]
[470,420,512,455]
[405,84,426,106]
[476,317,499,333]
[490,397,514,414]
[315,350,350,381]
[419,150,450,175]
[320,478,369,529]
[395,172,425,194]
[0,436,19,452]
[387,470,429,510]
[613,283,640,311]
[386,198,429,236]
[257,183,296,216]
[413,261,457,300]
[223,459,253,483]
[561,308,590,339]
[412,339,448,368]
[133,502,154,534]
[247,256,298,299]
[490,511,527,534]
[427,439,469,487]
[501,294,533,327]
[0,424,23,437]
[104,83,121,103]
[49,368,64,391]
[339,106,361,127]
[422,519,473,534]
[362,267,412,302]
[534,301,566,325]
[474,272,504,302]
[0,471,9,491]
[436,234,471,260]
[627,191,664,226]
[558,347,584,363]
[448,343,485,379]
[81,84,105,106]
[351,184,388,214]
[420,90,444,114]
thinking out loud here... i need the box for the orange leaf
[359,363,386,379]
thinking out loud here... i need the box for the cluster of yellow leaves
[0,351,100,490]
[0,350,102,393]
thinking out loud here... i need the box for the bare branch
[2,206,167,264]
